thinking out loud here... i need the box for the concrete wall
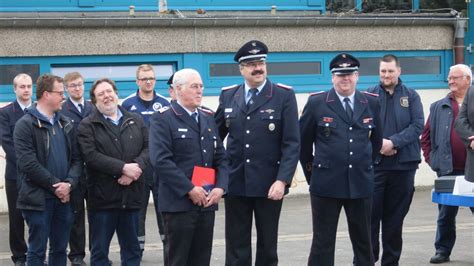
[0,25,453,57]
[0,88,449,212]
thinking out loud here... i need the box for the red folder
[191,166,216,190]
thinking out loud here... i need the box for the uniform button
[277,161,280,164]
[349,164,353,168]
[122,205,126,208]
[369,125,372,129]
[270,116,274,119]
[349,127,352,130]
[245,144,249,148]
[247,116,250,120]
[203,149,207,153]
[349,139,353,143]
[201,136,204,140]
[205,163,208,166]
[246,130,250,134]
[318,164,321,167]
[246,159,250,163]
[115,138,118,141]
[350,152,353,155]
[181,134,185,138]
[325,123,329,127]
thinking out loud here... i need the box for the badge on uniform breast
[400,97,409,108]
[269,123,275,131]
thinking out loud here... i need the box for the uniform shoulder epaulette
[198,106,214,115]
[309,91,325,97]
[158,106,170,113]
[362,91,379,97]
[221,84,238,91]
[276,83,293,90]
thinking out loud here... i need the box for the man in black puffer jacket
[77,78,148,266]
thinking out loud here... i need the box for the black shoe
[71,257,87,266]
[14,261,26,266]
[430,253,450,264]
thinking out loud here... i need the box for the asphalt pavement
[0,188,472,265]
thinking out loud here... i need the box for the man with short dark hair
[60,71,93,266]
[14,73,82,266]
[150,68,228,266]
[215,40,300,266]
[367,54,424,265]
[300,53,382,265]
[122,64,169,258]
[0,73,33,266]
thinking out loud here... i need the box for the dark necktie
[78,103,83,114]
[23,108,27,113]
[191,112,199,124]
[344,97,353,120]
[247,88,258,108]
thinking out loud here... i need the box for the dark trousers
[23,198,74,266]
[68,186,86,261]
[5,178,27,263]
[89,209,140,266]
[308,195,373,266]
[371,169,415,265]
[163,211,215,266]
[138,167,165,250]
[225,196,283,266]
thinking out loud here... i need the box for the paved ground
[0,188,472,265]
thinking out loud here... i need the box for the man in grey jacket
[422,64,474,264]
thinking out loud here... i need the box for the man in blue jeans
[13,73,82,266]
[421,64,474,264]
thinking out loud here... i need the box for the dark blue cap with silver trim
[234,40,268,63]
[330,53,360,75]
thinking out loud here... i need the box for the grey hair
[450,64,472,85]
[172,68,201,88]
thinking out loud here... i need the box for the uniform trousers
[225,196,283,266]
[5,178,27,263]
[308,195,373,266]
[371,169,415,265]
[163,211,215,266]
[68,181,86,262]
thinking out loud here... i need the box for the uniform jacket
[77,106,149,210]
[60,98,93,131]
[421,94,457,176]
[367,80,424,165]
[299,89,383,199]
[149,101,228,212]
[13,106,82,211]
[455,85,474,182]
[122,90,170,126]
[215,79,300,197]
[0,101,27,181]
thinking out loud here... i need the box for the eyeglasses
[67,82,84,89]
[242,61,266,69]
[137,77,155,82]
[48,90,65,96]
[447,75,465,81]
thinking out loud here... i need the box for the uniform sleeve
[77,119,125,177]
[276,90,300,185]
[213,130,229,192]
[149,112,194,197]
[299,96,316,184]
[455,89,474,147]
[389,90,424,149]
[370,99,383,162]
[14,118,61,193]
[0,108,15,158]
[215,92,229,141]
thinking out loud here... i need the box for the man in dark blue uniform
[60,71,93,266]
[300,53,383,266]
[0,73,32,266]
[122,64,170,258]
[215,40,300,266]
[367,55,424,265]
[150,68,228,266]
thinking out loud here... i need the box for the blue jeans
[22,198,74,266]
[89,209,140,266]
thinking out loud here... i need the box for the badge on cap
[400,97,409,108]
[269,123,275,131]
